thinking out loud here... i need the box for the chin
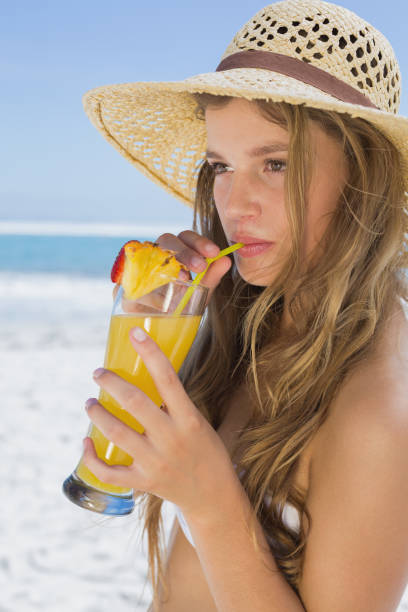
[236,265,271,287]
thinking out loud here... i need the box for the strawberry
[110,240,134,283]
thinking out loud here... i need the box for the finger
[178,268,192,282]
[129,327,199,426]
[81,437,134,488]
[91,368,171,435]
[157,231,219,274]
[200,256,232,297]
[177,230,219,258]
[85,399,150,458]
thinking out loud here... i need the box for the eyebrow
[205,143,289,159]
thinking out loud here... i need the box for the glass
[63,278,208,516]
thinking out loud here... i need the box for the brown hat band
[216,50,378,110]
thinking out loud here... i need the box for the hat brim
[83,68,408,207]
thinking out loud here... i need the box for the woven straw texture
[83,0,408,207]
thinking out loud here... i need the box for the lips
[232,233,271,245]
[231,234,275,258]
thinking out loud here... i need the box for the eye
[266,159,287,173]
[207,162,233,175]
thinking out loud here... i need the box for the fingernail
[131,327,147,342]
[191,256,205,270]
[204,244,218,256]
[93,367,105,379]
[85,398,97,410]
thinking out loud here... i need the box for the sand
[0,273,176,610]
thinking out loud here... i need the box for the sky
[1,0,407,228]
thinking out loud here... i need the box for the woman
[81,1,408,609]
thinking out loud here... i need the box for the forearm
[184,479,305,612]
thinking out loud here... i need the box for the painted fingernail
[85,398,97,410]
[93,367,105,379]
[132,327,147,342]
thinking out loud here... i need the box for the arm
[183,387,408,612]
[298,388,408,611]
[183,475,305,611]
[83,331,305,611]
[82,294,408,611]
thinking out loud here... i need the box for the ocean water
[1,233,155,277]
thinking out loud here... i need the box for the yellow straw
[173,243,244,316]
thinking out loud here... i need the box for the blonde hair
[138,94,408,607]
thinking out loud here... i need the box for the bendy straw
[173,243,244,316]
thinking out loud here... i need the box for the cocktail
[63,241,208,516]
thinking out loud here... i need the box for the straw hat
[83,0,408,207]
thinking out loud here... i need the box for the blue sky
[2,0,407,228]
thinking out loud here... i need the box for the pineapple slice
[111,240,187,299]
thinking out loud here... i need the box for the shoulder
[312,301,408,466]
[310,369,408,494]
[298,306,408,609]
[317,365,408,458]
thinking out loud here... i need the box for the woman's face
[205,98,348,286]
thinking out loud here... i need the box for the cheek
[306,140,348,244]
[306,178,344,248]
[213,174,286,214]
[212,178,229,213]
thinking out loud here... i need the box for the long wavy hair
[137,94,408,608]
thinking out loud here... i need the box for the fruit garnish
[110,240,187,299]
[111,240,131,284]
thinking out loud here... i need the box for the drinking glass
[63,278,208,515]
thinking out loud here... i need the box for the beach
[2,242,407,611]
[1,271,176,611]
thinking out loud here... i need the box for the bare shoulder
[298,303,408,610]
[312,301,408,459]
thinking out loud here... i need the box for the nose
[218,170,262,222]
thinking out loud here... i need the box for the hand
[112,231,232,303]
[157,230,232,303]
[82,326,238,519]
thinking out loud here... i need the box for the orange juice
[76,313,201,494]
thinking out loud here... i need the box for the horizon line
[0,220,188,237]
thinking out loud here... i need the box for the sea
[1,222,183,612]
[0,224,171,277]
